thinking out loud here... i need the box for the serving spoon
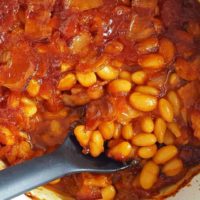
[0,133,130,200]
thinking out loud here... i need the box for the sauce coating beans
[99,121,115,140]
[132,133,157,146]
[74,125,92,147]
[122,123,134,140]
[89,131,104,157]
[138,145,157,159]
[77,72,97,87]
[138,54,165,69]
[129,92,158,112]
[153,145,178,164]
[0,0,200,199]
[158,98,174,122]
[108,79,132,94]
[154,118,167,143]
[97,65,119,81]
[162,158,184,177]
[141,116,154,133]
[140,161,160,190]
[108,141,132,161]
[131,71,147,85]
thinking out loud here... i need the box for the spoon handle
[0,148,68,200]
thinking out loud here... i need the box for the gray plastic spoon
[0,133,131,200]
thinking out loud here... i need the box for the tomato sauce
[0,0,200,199]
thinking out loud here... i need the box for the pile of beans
[73,36,185,189]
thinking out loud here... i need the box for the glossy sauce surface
[1,0,200,199]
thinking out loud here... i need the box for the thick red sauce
[0,0,200,199]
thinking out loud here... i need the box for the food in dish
[0,0,200,199]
